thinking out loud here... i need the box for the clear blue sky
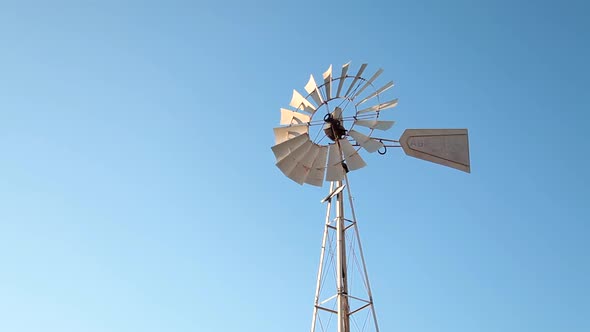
[1,1,588,331]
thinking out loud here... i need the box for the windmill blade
[339,139,367,171]
[348,129,384,153]
[304,75,324,106]
[325,143,345,181]
[357,99,399,114]
[323,65,333,100]
[280,109,311,125]
[290,89,317,115]
[285,143,321,184]
[336,62,350,97]
[344,63,368,97]
[276,140,313,177]
[400,129,471,173]
[305,145,328,186]
[273,125,308,145]
[354,119,395,131]
[271,133,310,161]
[353,68,384,98]
[355,81,394,106]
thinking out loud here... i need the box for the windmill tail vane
[270,62,471,332]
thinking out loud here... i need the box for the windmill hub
[323,113,347,141]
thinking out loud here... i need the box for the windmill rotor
[272,62,398,186]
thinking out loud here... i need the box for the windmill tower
[271,62,470,332]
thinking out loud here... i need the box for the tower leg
[336,181,350,332]
[311,183,334,332]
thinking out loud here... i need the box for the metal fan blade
[304,75,324,106]
[339,139,367,171]
[400,129,471,173]
[276,140,313,177]
[273,125,308,145]
[323,65,333,100]
[353,68,384,98]
[354,120,395,131]
[305,145,328,186]
[290,89,317,115]
[325,143,345,181]
[357,99,399,114]
[348,129,384,153]
[355,81,394,106]
[286,143,321,185]
[280,109,311,125]
[344,63,368,97]
[336,62,350,97]
[271,133,310,161]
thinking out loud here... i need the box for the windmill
[271,62,470,332]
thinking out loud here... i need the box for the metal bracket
[320,184,346,203]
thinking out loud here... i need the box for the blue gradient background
[1,1,588,331]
